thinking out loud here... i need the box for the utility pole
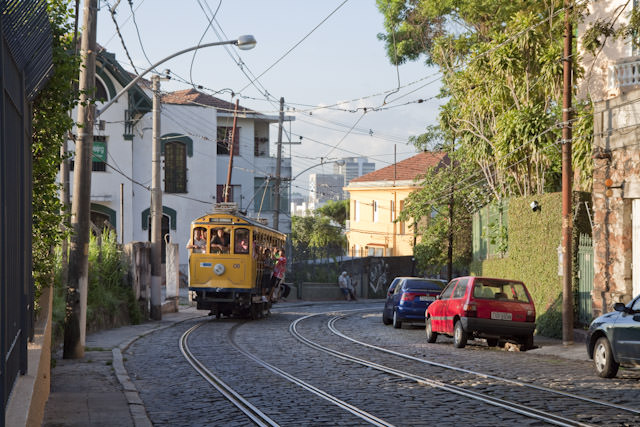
[224,99,240,202]
[448,141,455,282]
[64,0,97,359]
[150,75,162,320]
[120,183,124,244]
[272,97,284,230]
[561,0,574,346]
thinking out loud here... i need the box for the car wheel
[486,338,498,347]
[392,310,402,329]
[519,334,534,351]
[594,336,619,378]
[382,311,392,325]
[453,320,467,348]
[425,317,438,343]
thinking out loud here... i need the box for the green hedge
[471,192,590,338]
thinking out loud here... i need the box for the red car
[425,276,536,349]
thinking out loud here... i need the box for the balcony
[608,56,640,96]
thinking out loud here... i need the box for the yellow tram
[187,203,287,318]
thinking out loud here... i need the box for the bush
[52,229,140,344]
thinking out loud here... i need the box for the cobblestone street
[123,302,640,426]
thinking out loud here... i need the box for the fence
[577,234,595,325]
[1,2,52,421]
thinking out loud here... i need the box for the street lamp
[288,159,346,182]
[96,35,257,117]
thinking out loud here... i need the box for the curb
[110,310,206,426]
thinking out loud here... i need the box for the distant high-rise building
[308,173,344,209]
[333,157,376,197]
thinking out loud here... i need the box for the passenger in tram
[186,227,206,253]
[234,229,250,254]
[269,249,290,301]
[261,247,274,299]
[211,228,230,253]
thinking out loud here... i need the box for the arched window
[95,77,108,101]
[164,140,187,193]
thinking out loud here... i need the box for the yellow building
[345,152,448,257]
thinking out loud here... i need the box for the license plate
[491,312,512,320]
[420,296,435,302]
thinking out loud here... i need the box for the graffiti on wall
[369,258,389,294]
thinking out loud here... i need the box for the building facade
[70,48,292,274]
[579,0,640,315]
[308,173,344,210]
[333,156,376,196]
[345,152,448,257]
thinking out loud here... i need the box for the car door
[430,279,457,333]
[445,278,469,333]
[612,295,640,364]
[384,278,402,318]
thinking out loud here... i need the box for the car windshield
[473,280,530,303]
[405,279,446,291]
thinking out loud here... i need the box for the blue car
[586,293,640,378]
[382,277,447,329]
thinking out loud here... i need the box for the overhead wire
[237,0,350,95]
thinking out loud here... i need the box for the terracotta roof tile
[161,88,256,114]
[349,151,449,183]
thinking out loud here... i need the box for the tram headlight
[214,263,225,275]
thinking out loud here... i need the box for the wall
[471,192,591,337]
[592,87,640,314]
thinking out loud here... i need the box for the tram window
[187,227,206,253]
[210,228,230,253]
[235,228,250,254]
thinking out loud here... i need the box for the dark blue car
[586,293,640,378]
[382,277,446,329]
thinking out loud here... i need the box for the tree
[32,0,78,299]
[398,145,473,277]
[291,206,348,263]
[377,0,593,196]
[315,199,349,227]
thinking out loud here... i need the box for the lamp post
[96,35,256,117]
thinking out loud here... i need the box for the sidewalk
[527,333,590,361]
[41,304,590,426]
[42,306,206,427]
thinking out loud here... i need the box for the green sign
[92,141,107,162]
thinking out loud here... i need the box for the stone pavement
[40,303,590,427]
[42,306,207,427]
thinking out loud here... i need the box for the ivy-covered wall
[470,192,591,338]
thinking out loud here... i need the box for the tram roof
[191,212,286,238]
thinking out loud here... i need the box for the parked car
[382,277,447,329]
[425,276,536,349]
[586,294,640,378]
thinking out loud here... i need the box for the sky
[95,0,444,195]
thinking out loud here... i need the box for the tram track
[289,308,640,426]
[179,322,278,427]
[180,318,395,427]
[326,313,640,416]
[176,304,638,426]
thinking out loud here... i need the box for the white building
[69,48,292,275]
[308,173,344,210]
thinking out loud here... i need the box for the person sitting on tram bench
[186,227,206,253]
[211,228,230,253]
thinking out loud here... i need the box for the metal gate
[577,234,594,325]
[1,1,52,423]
